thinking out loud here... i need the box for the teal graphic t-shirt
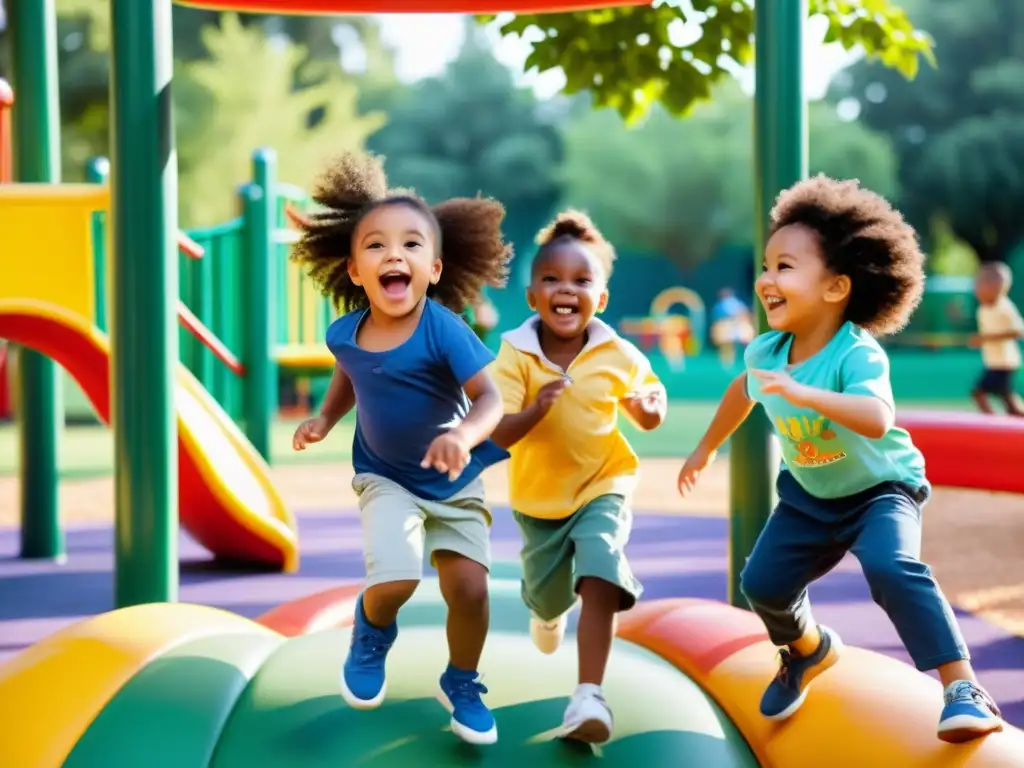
[744,322,926,499]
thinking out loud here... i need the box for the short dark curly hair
[533,209,616,279]
[291,152,512,313]
[769,175,925,336]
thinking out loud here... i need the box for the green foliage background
[0,0,1016,276]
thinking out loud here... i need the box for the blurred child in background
[971,262,1024,416]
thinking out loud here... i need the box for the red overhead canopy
[176,0,644,13]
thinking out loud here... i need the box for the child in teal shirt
[677,176,1003,744]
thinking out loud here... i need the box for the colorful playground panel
[0,575,1020,768]
[0,184,298,571]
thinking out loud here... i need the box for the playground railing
[85,148,335,460]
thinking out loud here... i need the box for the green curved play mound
[1,572,758,768]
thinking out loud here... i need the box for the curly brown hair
[769,175,926,336]
[533,209,617,279]
[291,152,512,313]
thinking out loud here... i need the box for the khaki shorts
[352,472,492,587]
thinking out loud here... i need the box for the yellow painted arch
[0,603,280,768]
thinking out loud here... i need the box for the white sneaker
[561,684,613,744]
[530,612,567,655]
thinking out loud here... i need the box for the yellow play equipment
[0,183,298,571]
[619,286,707,370]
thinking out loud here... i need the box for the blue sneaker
[760,625,842,721]
[340,595,397,710]
[438,665,498,745]
[938,680,1003,743]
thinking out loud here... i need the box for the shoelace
[448,675,489,708]
[946,681,1002,717]
[351,628,392,666]
[773,648,793,685]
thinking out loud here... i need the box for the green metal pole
[242,149,277,462]
[87,157,111,334]
[196,238,216,393]
[727,0,807,608]
[109,0,179,606]
[9,0,65,562]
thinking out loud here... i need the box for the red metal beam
[177,231,205,259]
[176,301,246,376]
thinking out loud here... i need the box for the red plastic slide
[0,303,299,570]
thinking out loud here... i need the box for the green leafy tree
[362,21,562,243]
[0,1,395,184]
[829,0,1024,262]
[560,80,898,270]
[485,0,933,124]
[179,14,385,227]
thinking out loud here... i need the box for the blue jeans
[740,471,969,671]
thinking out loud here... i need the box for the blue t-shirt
[744,322,926,499]
[327,299,510,501]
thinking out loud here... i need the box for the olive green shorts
[512,494,642,622]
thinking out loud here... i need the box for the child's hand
[677,445,717,497]
[293,416,331,451]
[421,430,471,481]
[622,386,666,430]
[750,369,810,406]
[969,333,982,348]
[532,377,570,415]
[624,387,666,413]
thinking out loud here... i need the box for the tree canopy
[179,14,385,226]
[560,80,898,270]
[487,0,933,123]
[829,0,1024,262]
[361,21,562,242]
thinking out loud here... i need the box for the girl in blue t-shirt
[677,176,1003,744]
[289,151,512,745]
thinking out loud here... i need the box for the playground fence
[84,149,337,461]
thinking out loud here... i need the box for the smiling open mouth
[380,271,411,297]
[552,305,578,316]
[765,296,786,310]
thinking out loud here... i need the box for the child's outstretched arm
[491,379,568,449]
[678,373,754,495]
[421,370,504,481]
[293,363,354,450]
[453,371,504,449]
[620,383,668,431]
[754,368,892,439]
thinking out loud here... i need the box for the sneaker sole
[938,715,1004,744]
[436,687,498,745]
[340,674,386,710]
[763,629,843,722]
[563,717,611,745]
[530,625,565,655]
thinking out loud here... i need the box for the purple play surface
[1,510,1022,726]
